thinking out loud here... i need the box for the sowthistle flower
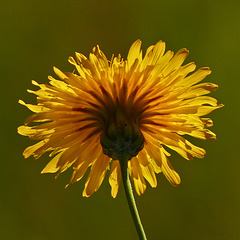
[18,40,222,239]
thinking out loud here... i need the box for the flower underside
[18,40,223,197]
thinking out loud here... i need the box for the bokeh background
[1,0,239,239]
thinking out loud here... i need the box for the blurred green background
[1,0,239,239]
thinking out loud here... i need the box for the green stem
[119,157,147,240]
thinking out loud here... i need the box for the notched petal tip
[17,126,22,134]
[156,39,164,44]
[53,66,68,80]
[201,66,212,73]
[18,99,25,105]
[171,176,181,187]
[22,153,28,159]
[31,80,40,86]
[179,48,189,55]
[134,39,142,44]
[207,132,216,141]
[41,157,60,174]
[82,190,91,198]
[92,45,100,53]
[128,39,142,56]
[68,56,76,65]
[17,125,29,135]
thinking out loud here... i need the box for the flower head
[18,40,223,197]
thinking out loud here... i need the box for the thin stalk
[119,157,147,240]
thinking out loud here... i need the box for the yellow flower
[18,40,223,198]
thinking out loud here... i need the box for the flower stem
[119,157,147,240]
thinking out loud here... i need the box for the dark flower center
[100,119,144,161]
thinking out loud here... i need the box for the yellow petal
[144,141,180,186]
[109,160,121,198]
[186,129,216,140]
[144,130,206,160]
[41,152,63,173]
[23,140,47,158]
[196,104,224,116]
[179,83,218,99]
[83,154,110,197]
[137,150,157,187]
[129,157,146,195]
[127,39,142,70]
[18,100,48,113]
[53,67,68,80]
[181,67,212,86]
[90,45,109,73]
[67,158,92,187]
[162,48,189,75]
[141,40,166,69]
[159,148,181,186]
[181,96,218,107]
